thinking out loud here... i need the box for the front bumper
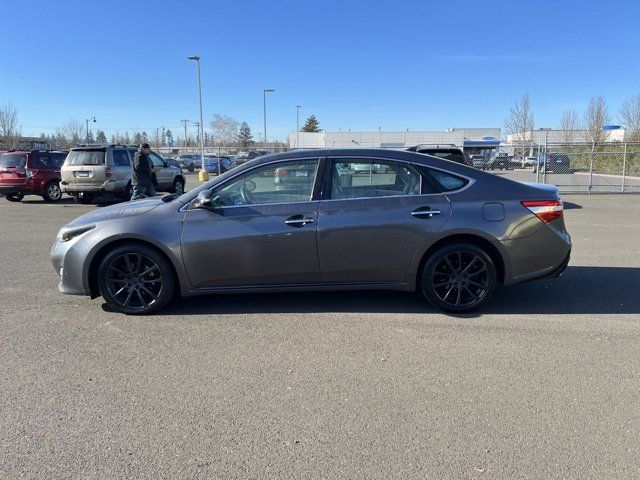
[51,237,92,296]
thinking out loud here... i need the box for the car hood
[67,198,163,226]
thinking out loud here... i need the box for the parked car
[0,150,68,202]
[407,144,474,167]
[533,153,571,174]
[469,154,490,170]
[52,148,571,315]
[60,145,185,204]
[203,156,236,174]
[177,154,197,172]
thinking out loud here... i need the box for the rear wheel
[5,193,24,202]
[421,243,497,313]
[42,181,62,202]
[74,192,94,204]
[120,182,133,201]
[172,177,185,194]
[97,244,175,315]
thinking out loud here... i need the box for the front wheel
[97,244,175,315]
[421,243,497,313]
[5,193,24,202]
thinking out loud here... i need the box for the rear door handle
[411,208,441,218]
[285,215,315,227]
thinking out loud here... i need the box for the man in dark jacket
[131,143,156,200]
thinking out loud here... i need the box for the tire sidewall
[6,193,24,202]
[97,244,175,315]
[421,243,497,313]
[173,178,184,194]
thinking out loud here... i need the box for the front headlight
[56,224,95,242]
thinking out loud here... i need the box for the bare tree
[504,93,534,141]
[583,96,610,143]
[619,94,640,141]
[55,120,85,148]
[210,114,240,145]
[0,102,23,149]
[558,109,578,143]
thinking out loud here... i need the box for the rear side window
[426,169,469,192]
[65,150,106,166]
[112,150,130,166]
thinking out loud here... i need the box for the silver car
[51,148,571,315]
[60,145,186,204]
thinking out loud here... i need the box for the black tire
[42,181,63,203]
[172,177,185,194]
[188,163,194,172]
[74,192,94,204]
[420,243,497,313]
[5,193,24,202]
[97,244,175,315]
[120,182,133,201]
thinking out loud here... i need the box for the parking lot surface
[1,182,639,479]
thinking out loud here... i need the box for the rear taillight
[522,200,563,223]
[105,167,115,179]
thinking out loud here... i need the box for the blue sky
[2,0,640,140]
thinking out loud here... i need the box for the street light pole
[85,116,96,143]
[263,89,274,150]
[296,105,301,148]
[188,55,207,181]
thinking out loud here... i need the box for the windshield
[65,150,106,166]
[0,154,27,169]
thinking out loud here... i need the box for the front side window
[329,159,422,200]
[210,159,319,207]
[149,153,165,168]
[32,155,51,168]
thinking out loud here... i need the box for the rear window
[426,168,470,192]
[65,150,106,166]
[0,154,27,169]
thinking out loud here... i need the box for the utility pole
[263,88,274,150]
[162,125,165,147]
[296,105,301,148]
[181,119,189,147]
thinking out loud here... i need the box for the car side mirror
[192,191,212,209]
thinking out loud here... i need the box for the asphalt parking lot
[1,181,639,479]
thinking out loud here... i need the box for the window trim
[321,155,475,198]
[194,157,324,210]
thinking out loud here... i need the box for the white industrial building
[290,128,501,149]
[506,127,626,144]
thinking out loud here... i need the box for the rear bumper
[61,180,117,193]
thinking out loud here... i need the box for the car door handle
[285,215,315,227]
[411,208,441,218]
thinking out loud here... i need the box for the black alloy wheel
[421,243,497,313]
[98,244,175,314]
[172,177,185,194]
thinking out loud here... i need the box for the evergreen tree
[165,129,174,146]
[236,122,253,147]
[141,131,149,142]
[133,132,143,145]
[123,132,131,144]
[86,130,95,143]
[301,115,321,132]
[96,130,107,143]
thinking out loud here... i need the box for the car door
[181,158,323,288]
[317,157,452,284]
[149,152,171,190]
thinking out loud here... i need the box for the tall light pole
[263,89,274,150]
[188,56,207,181]
[85,116,96,143]
[296,105,301,148]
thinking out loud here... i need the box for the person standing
[131,143,156,200]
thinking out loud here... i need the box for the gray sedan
[51,148,571,315]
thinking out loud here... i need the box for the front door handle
[285,215,315,227]
[411,207,441,218]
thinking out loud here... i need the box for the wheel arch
[86,237,183,299]
[414,233,507,292]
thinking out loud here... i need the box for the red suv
[0,150,68,202]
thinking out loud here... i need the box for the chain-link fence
[155,142,640,193]
[487,142,640,193]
